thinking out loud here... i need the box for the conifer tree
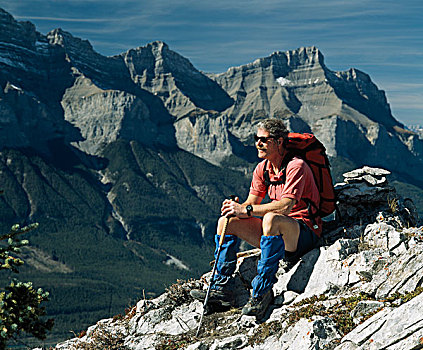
[0,220,54,349]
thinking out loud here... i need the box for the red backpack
[264,133,337,222]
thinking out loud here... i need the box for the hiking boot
[190,288,233,308]
[242,289,273,319]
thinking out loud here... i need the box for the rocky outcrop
[334,166,418,228]
[50,168,423,349]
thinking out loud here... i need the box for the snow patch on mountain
[276,77,292,86]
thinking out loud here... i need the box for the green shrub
[0,222,53,349]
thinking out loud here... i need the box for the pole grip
[219,217,229,246]
[219,195,235,245]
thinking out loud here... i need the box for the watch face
[247,205,253,216]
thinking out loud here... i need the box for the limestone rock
[278,317,341,350]
[209,334,249,349]
[343,166,391,179]
[350,300,385,324]
[61,74,175,155]
[363,244,423,299]
[336,293,423,350]
[343,166,391,186]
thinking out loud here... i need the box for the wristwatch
[246,204,253,217]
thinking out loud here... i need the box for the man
[191,118,321,319]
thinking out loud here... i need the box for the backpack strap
[263,153,295,188]
[302,199,320,230]
[263,160,286,187]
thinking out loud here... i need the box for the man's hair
[256,118,289,140]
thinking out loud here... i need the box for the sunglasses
[254,135,275,143]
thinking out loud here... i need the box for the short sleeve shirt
[250,157,322,236]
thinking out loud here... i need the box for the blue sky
[0,0,422,126]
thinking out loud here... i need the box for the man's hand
[220,197,248,218]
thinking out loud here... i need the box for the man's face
[255,128,280,159]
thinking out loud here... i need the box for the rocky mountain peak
[121,41,204,76]
[332,67,399,129]
[205,45,417,179]
[123,40,205,84]
[46,27,132,93]
[145,40,169,56]
[121,41,233,115]
[123,40,185,77]
[278,45,324,69]
[47,28,97,58]
[0,8,38,50]
[221,46,324,78]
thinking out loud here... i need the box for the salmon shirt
[249,157,322,236]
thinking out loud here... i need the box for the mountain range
[0,7,422,345]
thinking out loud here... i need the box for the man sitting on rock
[191,118,321,319]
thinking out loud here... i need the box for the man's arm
[221,194,296,218]
[244,197,296,217]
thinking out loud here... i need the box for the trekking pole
[195,196,235,337]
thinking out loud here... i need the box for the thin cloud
[14,15,111,23]
[383,83,423,90]
[390,100,423,110]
